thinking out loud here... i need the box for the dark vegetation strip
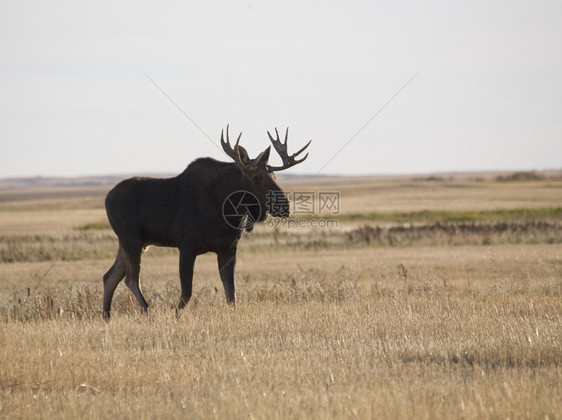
[343,220,561,247]
[73,208,562,232]
[76,221,111,231]
[2,220,560,263]
[300,207,562,223]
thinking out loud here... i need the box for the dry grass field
[0,173,561,418]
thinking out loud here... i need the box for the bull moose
[102,126,311,319]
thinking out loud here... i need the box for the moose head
[220,125,311,223]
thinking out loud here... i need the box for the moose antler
[267,127,311,172]
[221,125,251,168]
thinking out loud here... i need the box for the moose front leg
[217,248,237,305]
[178,249,196,310]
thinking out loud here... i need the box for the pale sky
[1,1,560,178]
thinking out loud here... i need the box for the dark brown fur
[102,155,288,319]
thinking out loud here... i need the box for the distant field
[0,173,561,418]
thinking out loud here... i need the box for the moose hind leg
[103,247,127,319]
[123,244,149,313]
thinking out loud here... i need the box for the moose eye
[252,175,262,183]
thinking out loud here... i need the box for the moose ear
[236,145,251,165]
[256,146,270,166]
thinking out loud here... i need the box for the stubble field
[0,174,561,418]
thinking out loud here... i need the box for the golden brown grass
[0,176,561,418]
[1,272,560,418]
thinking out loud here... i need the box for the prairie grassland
[0,176,561,419]
[281,177,562,213]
